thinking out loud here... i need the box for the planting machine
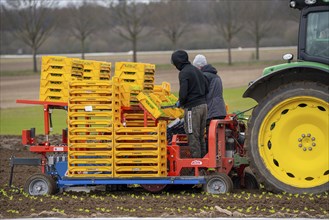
[10,58,254,195]
[9,0,328,195]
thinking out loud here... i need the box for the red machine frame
[16,100,68,173]
[167,119,236,177]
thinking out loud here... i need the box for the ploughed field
[0,135,328,218]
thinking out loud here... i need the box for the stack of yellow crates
[82,60,112,81]
[143,63,155,93]
[67,79,121,178]
[115,62,145,107]
[39,56,83,102]
[99,62,111,80]
[40,56,112,102]
[113,121,167,177]
[46,59,181,179]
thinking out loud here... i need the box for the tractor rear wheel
[246,82,329,194]
[24,173,57,196]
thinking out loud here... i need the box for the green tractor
[244,0,329,194]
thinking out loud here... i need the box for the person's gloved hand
[175,101,180,108]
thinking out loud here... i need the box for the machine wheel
[232,170,259,190]
[246,82,329,194]
[106,184,128,192]
[24,173,57,196]
[141,184,169,193]
[203,173,233,194]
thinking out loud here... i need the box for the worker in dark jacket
[171,50,208,158]
[193,54,227,138]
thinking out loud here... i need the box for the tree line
[0,0,300,72]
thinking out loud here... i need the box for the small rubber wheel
[203,173,233,194]
[24,174,57,196]
[232,170,259,189]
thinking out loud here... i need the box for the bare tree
[110,0,150,62]
[68,0,97,59]
[3,0,58,72]
[209,0,244,65]
[244,1,277,60]
[154,0,190,50]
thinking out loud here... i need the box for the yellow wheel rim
[259,96,329,188]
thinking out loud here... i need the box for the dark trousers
[184,104,207,158]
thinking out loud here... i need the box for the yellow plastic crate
[83,60,100,70]
[153,82,171,95]
[69,151,113,156]
[99,62,111,80]
[114,143,158,150]
[68,111,114,118]
[41,65,73,75]
[117,71,145,80]
[144,75,154,82]
[147,93,183,118]
[69,119,113,125]
[69,97,115,103]
[113,167,166,178]
[162,108,184,118]
[67,167,113,178]
[69,143,113,149]
[136,92,164,119]
[40,71,79,81]
[41,57,83,79]
[144,63,155,74]
[40,95,68,102]
[114,127,159,137]
[41,56,72,66]
[69,104,115,110]
[115,62,145,75]
[40,79,69,89]
[69,88,113,96]
[69,135,113,141]
[82,60,104,80]
[100,62,111,72]
[123,113,156,127]
[119,84,143,107]
[40,57,112,103]
[40,87,68,96]
[69,80,113,87]
[143,85,154,91]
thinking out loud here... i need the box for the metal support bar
[58,177,206,187]
[9,156,42,187]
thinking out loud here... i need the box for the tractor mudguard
[243,62,329,103]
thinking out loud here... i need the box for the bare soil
[0,135,328,219]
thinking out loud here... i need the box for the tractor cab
[290,0,329,64]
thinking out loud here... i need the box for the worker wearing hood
[193,54,227,120]
[171,50,208,158]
